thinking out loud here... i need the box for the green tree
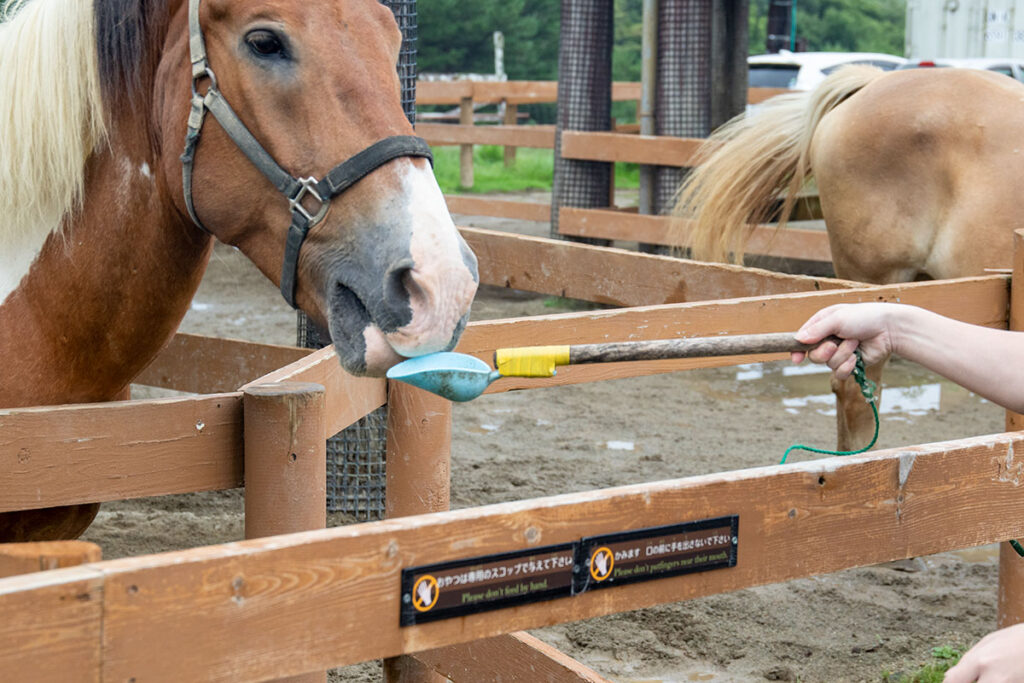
[613,0,643,82]
[418,0,560,79]
[749,0,906,55]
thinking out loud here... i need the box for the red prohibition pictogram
[412,574,439,612]
[589,546,614,582]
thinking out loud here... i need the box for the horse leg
[0,504,100,542]
[833,358,885,452]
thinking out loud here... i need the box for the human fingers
[944,624,1024,683]
[826,338,861,374]
[942,656,979,683]
[794,305,847,345]
[806,337,838,365]
[791,351,806,364]
[832,350,859,380]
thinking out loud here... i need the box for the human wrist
[884,303,924,359]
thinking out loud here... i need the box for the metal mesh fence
[550,0,614,244]
[382,0,419,125]
[654,0,712,215]
[295,0,418,520]
[296,316,389,520]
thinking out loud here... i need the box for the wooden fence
[1,227,1022,681]
[415,80,820,260]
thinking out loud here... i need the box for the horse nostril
[384,258,417,307]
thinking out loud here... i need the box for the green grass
[882,646,962,682]
[432,143,640,194]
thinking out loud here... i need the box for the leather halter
[179,0,433,308]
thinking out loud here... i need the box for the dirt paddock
[82,203,1006,682]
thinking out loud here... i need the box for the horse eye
[245,29,286,58]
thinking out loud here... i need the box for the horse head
[156,0,478,376]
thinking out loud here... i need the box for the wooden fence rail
[0,272,1007,516]
[2,430,1023,681]
[415,80,786,107]
[0,226,1015,681]
[426,127,825,259]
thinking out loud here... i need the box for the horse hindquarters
[672,65,886,265]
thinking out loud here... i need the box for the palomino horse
[672,65,1024,451]
[0,0,478,541]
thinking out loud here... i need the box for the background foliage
[419,0,907,85]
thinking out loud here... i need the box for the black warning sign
[400,542,577,626]
[574,515,738,593]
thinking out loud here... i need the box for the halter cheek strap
[180,0,433,308]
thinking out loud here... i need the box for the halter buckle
[289,177,330,225]
[190,65,218,99]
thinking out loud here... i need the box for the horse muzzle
[326,227,478,377]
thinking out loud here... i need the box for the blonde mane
[0,0,106,250]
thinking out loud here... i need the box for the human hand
[944,623,1024,682]
[790,303,899,379]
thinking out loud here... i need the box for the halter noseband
[180,0,433,308]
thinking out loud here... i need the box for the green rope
[780,350,879,464]
[779,351,1024,559]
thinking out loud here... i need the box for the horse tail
[670,64,887,263]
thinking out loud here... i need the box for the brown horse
[0,0,478,541]
[672,65,1024,451]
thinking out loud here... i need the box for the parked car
[898,57,1024,83]
[748,51,907,91]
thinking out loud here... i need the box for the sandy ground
[81,199,1007,682]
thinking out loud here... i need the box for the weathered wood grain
[244,346,386,437]
[0,393,243,513]
[0,541,102,578]
[460,226,852,308]
[2,432,1023,680]
[135,333,309,393]
[456,275,1009,393]
[557,208,833,262]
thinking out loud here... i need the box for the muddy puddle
[686,356,988,424]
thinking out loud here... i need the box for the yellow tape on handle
[494,345,571,377]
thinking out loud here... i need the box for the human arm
[943,623,1024,682]
[791,303,1024,414]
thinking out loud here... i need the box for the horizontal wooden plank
[0,567,103,682]
[5,431,1024,680]
[0,393,244,513]
[558,208,834,263]
[415,80,475,104]
[446,196,550,223]
[472,80,558,104]
[417,123,556,149]
[560,131,704,166]
[415,80,783,106]
[414,632,611,683]
[460,226,854,308]
[455,275,1009,392]
[244,345,386,437]
[415,81,642,105]
[135,333,309,394]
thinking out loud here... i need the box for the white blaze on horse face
[382,163,478,358]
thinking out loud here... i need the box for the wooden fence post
[503,99,518,167]
[383,381,452,682]
[459,95,475,189]
[999,229,1024,627]
[244,381,327,683]
[0,541,101,578]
